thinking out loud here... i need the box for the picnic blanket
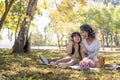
[69,64,120,70]
[40,62,120,71]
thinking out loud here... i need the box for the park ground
[0,49,120,80]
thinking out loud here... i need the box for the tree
[11,0,27,40]
[31,32,44,46]
[4,0,27,41]
[112,5,120,46]
[46,0,86,47]
[12,0,38,53]
[0,0,15,31]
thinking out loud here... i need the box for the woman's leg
[95,56,105,68]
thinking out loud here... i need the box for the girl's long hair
[70,32,82,60]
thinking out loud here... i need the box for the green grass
[0,49,120,80]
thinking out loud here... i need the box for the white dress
[82,37,100,61]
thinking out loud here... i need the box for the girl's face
[81,30,88,39]
[73,35,81,43]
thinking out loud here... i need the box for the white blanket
[69,64,120,70]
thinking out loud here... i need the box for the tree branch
[5,0,8,9]
[8,0,15,8]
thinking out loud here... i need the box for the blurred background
[0,0,120,51]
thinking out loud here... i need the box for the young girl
[39,32,87,68]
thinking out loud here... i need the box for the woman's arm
[66,41,74,55]
[87,39,100,59]
[88,49,99,59]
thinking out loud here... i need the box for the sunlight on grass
[0,49,120,80]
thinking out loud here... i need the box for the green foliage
[0,1,5,15]
[113,5,120,29]
[39,0,120,46]
[0,0,120,46]
[4,0,28,31]
[0,0,39,33]
[31,32,44,46]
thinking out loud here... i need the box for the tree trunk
[57,34,60,48]
[114,30,119,47]
[44,27,47,46]
[12,0,38,53]
[15,0,22,40]
[8,28,13,41]
[15,19,20,40]
[12,18,28,53]
[60,34,64,47]
[44,33,47,46]
[0,0,15,31]
[110,34,113,50]
[105,32,109,47]
[101,32,105,50]
[101,28,106,50]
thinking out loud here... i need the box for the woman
[79,24,105,69]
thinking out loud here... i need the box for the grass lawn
[0,49,120,80]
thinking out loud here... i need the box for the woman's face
[73,35,81,43]
[81,30,88,39]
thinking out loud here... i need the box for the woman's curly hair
[80,24,95,39]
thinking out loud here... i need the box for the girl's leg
[55,56,71,65]
[58,59,76,68]
[39,55,63,64]
[47,57,63,63]
[39,55,49,65]
[66,59,76,66]
[47,57,62,63]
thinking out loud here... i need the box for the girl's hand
[66,41,74,55]
[69,40,74,45]
[83,57,89,60]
